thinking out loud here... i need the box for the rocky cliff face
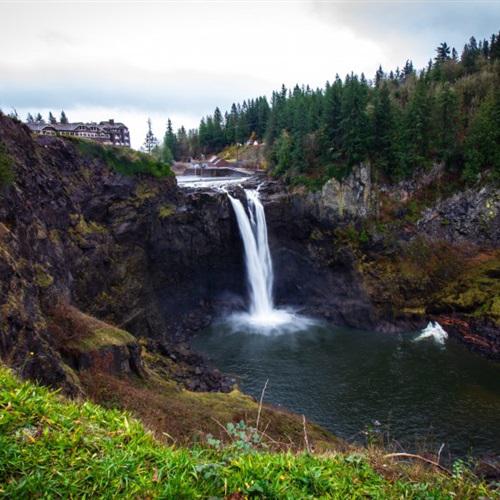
[0,115,243,394]
[262,164,499,358]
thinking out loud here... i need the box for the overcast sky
[1,0,499,148]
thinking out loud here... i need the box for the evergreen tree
[401,77,432,174]
[160,143,174,165]
[198,118,209,154]
[464,88,500,180]
[237,102,250,143]
[321,76,343,161]
[187,128,201,158]
[163,119,177,159]
[48,112,57,124]
[272,130,293,175]
[142,118,159,154]
[26,113,34,123]
[176,126,190,161]
[60,111,69,124]
[181,30,499,184]
[435,42,451,64]
[435,84,459,164]
[371,83,398,179]
[35,113,44,124]
[339,74,369,167]
[212,107,224,151]
[225,103,239,144]
[375,65,385,87]
[402,60,415,80]
[461,37,480,74]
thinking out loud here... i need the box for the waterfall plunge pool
[193,321,500,458]
[193,187,500,458]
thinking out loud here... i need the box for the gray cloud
[310,1,500,67]
[0,63,269,117]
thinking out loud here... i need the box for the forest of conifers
[166,33,500,185]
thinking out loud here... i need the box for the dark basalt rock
[418,185,500,245]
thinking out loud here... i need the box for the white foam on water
[414,321,448,345]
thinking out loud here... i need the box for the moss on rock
[432,251,500,324]
[49,304,135,354]
[34,264,54,288]
[158,204,175,219]
[71,326,135,353]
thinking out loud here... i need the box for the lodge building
[26,119,130,147]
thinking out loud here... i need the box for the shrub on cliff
[73,139,173,178]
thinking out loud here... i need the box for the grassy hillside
[0,367,494,498]
[71,138,174,178]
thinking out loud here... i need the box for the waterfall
[227,189,274,317]
[227,188,315,332]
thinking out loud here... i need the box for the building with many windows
[26,119,130,147]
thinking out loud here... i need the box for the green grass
[72,138,173,178]
[0,367,494,498]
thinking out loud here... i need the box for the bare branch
[384,453,451,475]
[437,443,445,464]
[303,414,311,453]
[256,378,269,431]
[211,417,233,441]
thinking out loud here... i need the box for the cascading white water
[227,189,274,316]
[227,188,315,332]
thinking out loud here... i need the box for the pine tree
[490,32,500,60]
[198,118,209,154]
[339,74,369,167]
[163,119,177,159]
[321,75,343,162]
[371,83,398,179]
[401,77,432,174]
[60,111,69,124]
[212,107,224,151]
[35,113,44,124]
[160,144,174,165]
[464,88,500,180]
[272,130,293,175]
[375,65,385,87]
[48,112,57,124]
[435,42,451,64]
[225,103,239,144]
[26,113,34,123]
[142,118,159,154]
[461,37,480,74]
[402,60,414,80]
[435,84,459,164]
[176,126,190,161]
